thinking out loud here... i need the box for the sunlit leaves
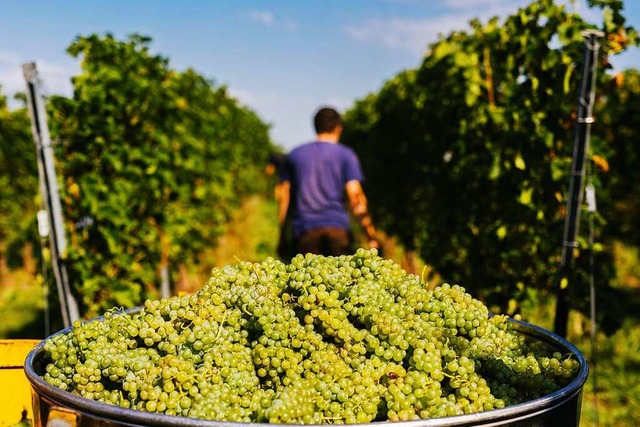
[49,34,274,316]
[591,69,640,245]
[0,90,38,267]
[344,0,637,312]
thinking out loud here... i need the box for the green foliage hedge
[342,0,638,312]
[1,34,275,317]
[0,91,39,268]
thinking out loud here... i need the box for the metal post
[23,62,80,327]
[161,265,171,299]
[553,30,604,337]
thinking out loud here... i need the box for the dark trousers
[294,227,352,256]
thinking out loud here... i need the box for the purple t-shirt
[283,141,364,238]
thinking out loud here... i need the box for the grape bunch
[41,249,580,423]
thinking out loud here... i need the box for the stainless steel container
[25,318,588,427]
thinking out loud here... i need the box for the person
[277,106,379,257]
[266,152,295,259]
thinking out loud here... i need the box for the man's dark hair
[314,107,342,134]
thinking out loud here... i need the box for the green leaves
[343,0,637,312]
[0,90,38,267]
[592,69,640,246]
[47,34,274,316]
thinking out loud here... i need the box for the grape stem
[215,313,227,340]
[421,266,428,283]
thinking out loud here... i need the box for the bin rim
[24,316,589,427]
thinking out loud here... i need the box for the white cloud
[559,0,601,25]
[227,86,257,106]
[346,14,474,55]
[1,50,77,107]
[247,10,298,31]
[324,96,352,112]
[33,59,76,98]
[442,0,602,29]
[345,0,536,54]
[442,0,521,11]
[0,50,28,97]
[249,10,275,26]
[346,0,611,55]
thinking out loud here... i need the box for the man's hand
[346,180,379,248]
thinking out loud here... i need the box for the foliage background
[342,0,638,321]
[3,34,276,320]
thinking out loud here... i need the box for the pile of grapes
[41,249,580,423]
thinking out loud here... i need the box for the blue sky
[1,0,638,151]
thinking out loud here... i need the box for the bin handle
[46,406,79,427]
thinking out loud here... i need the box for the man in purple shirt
[278,107,379,257]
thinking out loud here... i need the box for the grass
[0,267,47,338]
[578,319,640,427]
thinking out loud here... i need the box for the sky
[1,0,639,151]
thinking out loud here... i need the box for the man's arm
[278,180,291,226]
[276,180,291,258]
[345,180,379,249]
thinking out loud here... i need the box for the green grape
[39,250,581,424]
